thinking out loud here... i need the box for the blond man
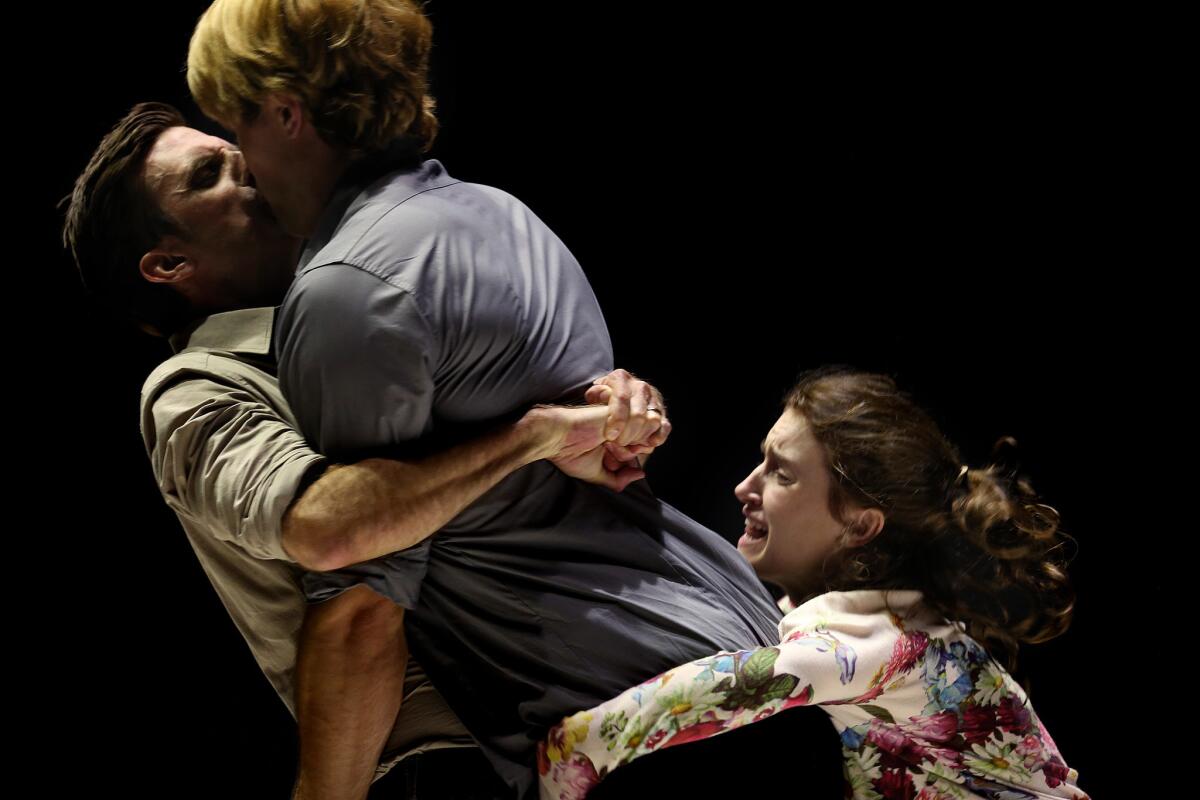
[187,2,782,798]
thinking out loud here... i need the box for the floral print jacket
[538,590,1087,800]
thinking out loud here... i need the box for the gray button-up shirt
[275,160,781,798]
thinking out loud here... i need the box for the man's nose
[230,149,251,186]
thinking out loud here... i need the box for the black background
[27,2,1168,796]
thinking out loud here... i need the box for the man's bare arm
[282,392,661,572]
[283,413,549,571]
[291,586,407,800]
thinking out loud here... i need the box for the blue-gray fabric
[275,160,781,798]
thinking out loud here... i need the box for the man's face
[142,126,298,309]
[734,409,848,599]
[225,103,312,238]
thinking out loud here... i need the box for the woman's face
[734,408,848,600]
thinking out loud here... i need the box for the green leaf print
[741,647,781,686]
[599,710,628,742]
[859,704,896,723]
[719,673,801,712]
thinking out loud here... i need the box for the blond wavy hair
[187,0,438,156]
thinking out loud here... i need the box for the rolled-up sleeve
[276,263,437,608]
[143,374,327,563]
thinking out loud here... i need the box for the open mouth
[737,519,769,554]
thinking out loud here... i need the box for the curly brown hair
[787,366,1075,668]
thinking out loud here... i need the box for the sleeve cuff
[300,541,431,610]
[248,452,330,563]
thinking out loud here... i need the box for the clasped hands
[525,369,671,492]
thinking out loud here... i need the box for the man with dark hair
[63,102,667,798]
[63,102,296,336]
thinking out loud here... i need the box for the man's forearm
[292,586,407,800]
[283,414,555,571]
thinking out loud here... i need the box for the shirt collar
[169,307,276,356]
[298,158,450,272]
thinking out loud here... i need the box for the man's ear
[139,242,193,286]
[843,508,885,548]
[264,93,306,139]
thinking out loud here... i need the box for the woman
[539,367,1088,799]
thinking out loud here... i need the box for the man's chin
[265,202,318,240]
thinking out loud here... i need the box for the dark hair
[787,366,1075,668]
[61,102,193,336]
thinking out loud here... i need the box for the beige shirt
[139,307,473,777]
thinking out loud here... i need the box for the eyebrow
[760,437,798,469]
[183,150,223,189]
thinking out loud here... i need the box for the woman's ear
[843,508,885,548]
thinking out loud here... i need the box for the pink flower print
[663,718,728,749]
[916,788,958,800]
[642,728,669,751]
[878,630,931,687]
[1041,754,1071,788]
[873,766,918,799]
[544,753,601,800]
[866,720,933,767]
[780,683,815,710]
[1037,715,1064,756]
[848,683,887,705]
[996,695,1032,734]
[1014,734,1045,770]
[959,704,998,745]
[902,710,958,744]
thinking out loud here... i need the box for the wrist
[513,406,562,464]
